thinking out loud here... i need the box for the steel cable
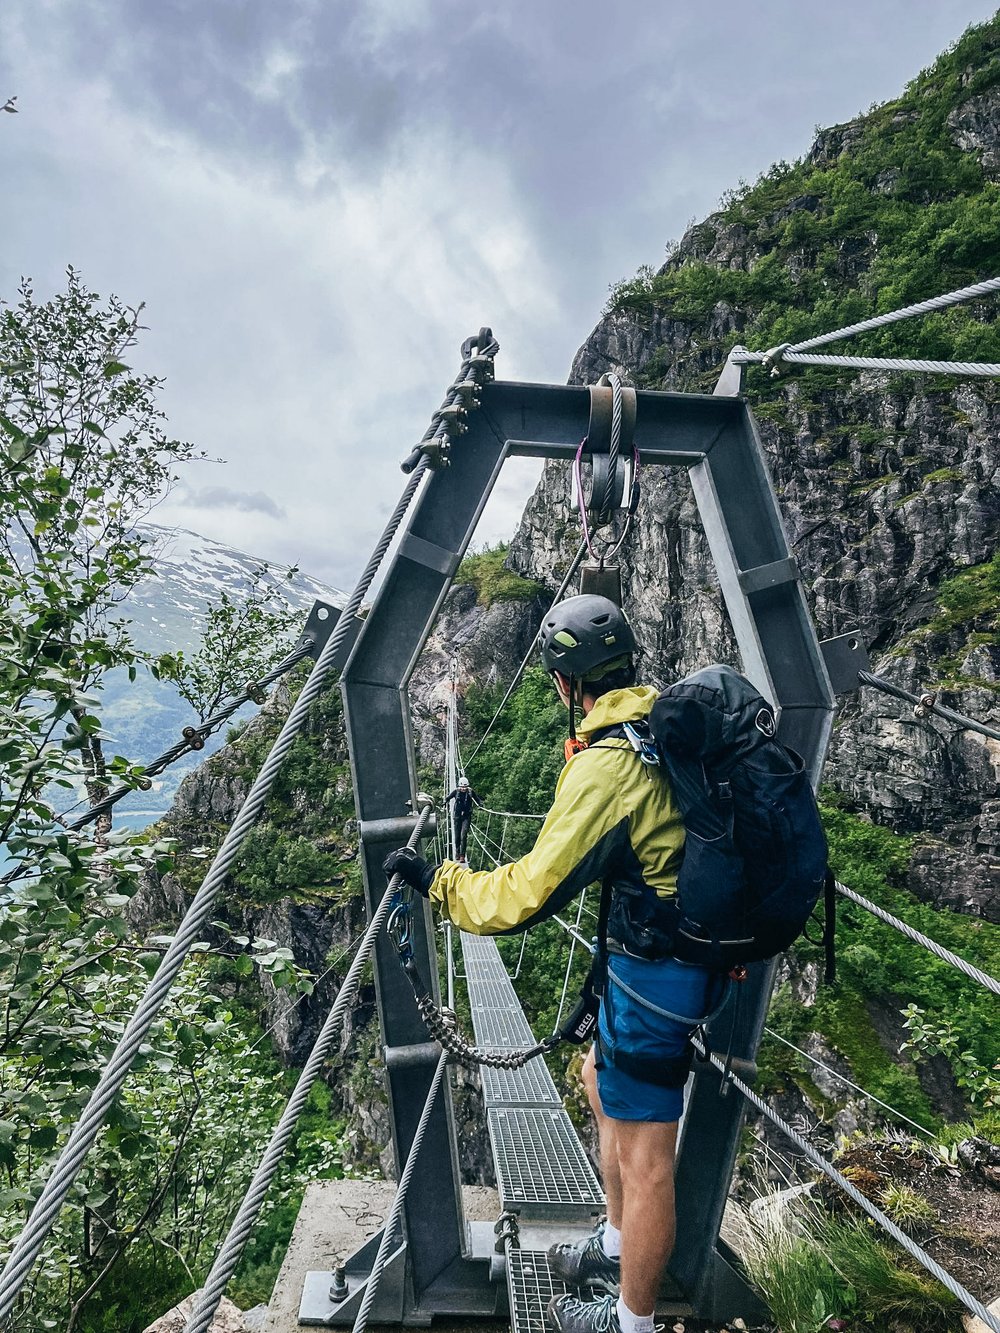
[731,274,1000,377]
[734,349,1000,377]
[351,1051,448,1333]
[784,274,1000,353]
[858,669,1000,743]
[181,806,433,1333]
[62,642,314,833]
[693,1034,1000,1333]
[0,461,428,1322]
[464,539,588,765]
[475,806,545,821]
[600,372,622,522]
[553,890,590,1032]
[762,1026,936,1139]
[834,881,1000,995]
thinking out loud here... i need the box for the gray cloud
[172,484,286,519]
[1,0,997,587]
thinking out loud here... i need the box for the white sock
[601,1221,622,1258]
[616,1295,655,1333]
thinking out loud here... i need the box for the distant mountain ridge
[99,524,344,824]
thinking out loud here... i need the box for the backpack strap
[823,869,837,984]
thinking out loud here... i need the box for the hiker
[445,774,480,865]
[384,594,722,1333]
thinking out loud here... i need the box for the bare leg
[581,1047,622,1229]
[614,1119,678,1316]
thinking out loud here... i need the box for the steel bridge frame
[333,378,837,1325]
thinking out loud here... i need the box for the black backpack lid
[649,665,776,765]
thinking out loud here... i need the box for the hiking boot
[546,1293,622,1333]
[547,1223,620,1289]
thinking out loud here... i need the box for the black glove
[383,846,436,897]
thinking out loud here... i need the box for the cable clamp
[762,343,792,376]
[914,691,938,718]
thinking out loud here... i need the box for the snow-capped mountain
[126,525,343,656]
[97,525,344,825]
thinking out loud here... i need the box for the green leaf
[102,361,130,378]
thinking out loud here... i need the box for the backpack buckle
[716,779,732,801]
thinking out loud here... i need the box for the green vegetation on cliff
[455,543,546,608]
[609,17,1000,382]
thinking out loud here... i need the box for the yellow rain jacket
[429,686,685,935]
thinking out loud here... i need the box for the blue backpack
[624,665,831,972]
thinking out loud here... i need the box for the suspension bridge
[2,290,1000,1333]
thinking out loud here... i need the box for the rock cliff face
[508,86,1000,925]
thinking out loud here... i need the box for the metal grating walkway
[507,1249,572,1333]
[489,1108,604,1218]
[480,1056,560,1108]
[462,932,539,1050]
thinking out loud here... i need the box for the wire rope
[834,881,1000,995]
[782,275,1000,354]
[181,806,433,1333]
[692,1034,1000,1333]
[351,1051,449,1333]
[554,890,590,1031]
[762,1027,936,1139]
[475,806,546,821]
[463,540,588,766]
[735,349,1000,377]
[859,670,1000,743]
[0,461,430,1323]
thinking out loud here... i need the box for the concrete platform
[262,1180,507,1333]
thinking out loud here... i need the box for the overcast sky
[2,1,997,589]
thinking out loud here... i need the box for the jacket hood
[577,685,659,739]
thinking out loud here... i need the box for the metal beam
[333,373,835,1323]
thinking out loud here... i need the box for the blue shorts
[595,954,718,1123]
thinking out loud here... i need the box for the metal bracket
[738,556,800,596]
[300,1237,408,1326]
[820,631,870,695]
[298,601,343,661]
[579,562,623,605]
[712,348,747,398]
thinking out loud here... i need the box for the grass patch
[741,1206,964,1333]
[927,552,1000,633]
[454,543,545,608]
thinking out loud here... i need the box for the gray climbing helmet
[538,595,636,680]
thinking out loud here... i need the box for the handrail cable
[692,1033,1000,1333]
[835,880,1000,995]
[352,1051,448,1333]
[67,642,316,832]
[752,274,1000,355]
[0,461,430,1322]
[182,805,433,1333]
[554,890,591,1031]
[732,274,1000,377]
[735,350,1000,377]
[476,805,546,821]
[0,641,316,897]
[550,914,597,954]
[463,539,588,765]
[762,1027,936,1139]
[858,669,1000,744]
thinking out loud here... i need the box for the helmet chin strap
[563,674,588,761]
